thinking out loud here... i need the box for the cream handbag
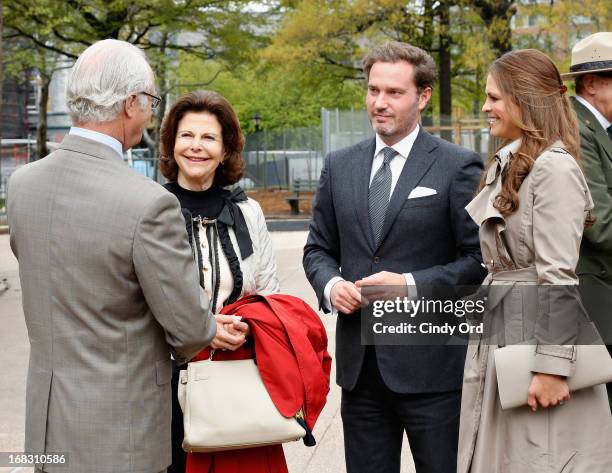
[177,357,306,452]
[494,324,612,410]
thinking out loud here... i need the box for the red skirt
[185,347,289,473]
[186,444,288,473]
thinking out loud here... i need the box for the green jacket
[573,96,612,282]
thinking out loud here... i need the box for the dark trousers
[169,362,186,473]
[341,347,461,473]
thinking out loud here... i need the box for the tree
[514,0,612,72]
[471,0,516,56]
[2,0,260,164]
[3,35,72,159]
[263,0,517,131]
[175,53,364,133]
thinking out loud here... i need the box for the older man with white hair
[7,39,216,473]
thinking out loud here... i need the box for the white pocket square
[408,186,437,199]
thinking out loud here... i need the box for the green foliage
[261,0,608,123]
[175,53,364,132]
[514,0,612,74]
[262,0,514,121]
[3,0,610,137]
[1,0,266,152]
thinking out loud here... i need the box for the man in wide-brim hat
[563,31,612,406]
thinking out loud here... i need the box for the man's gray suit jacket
[7,135,216,472]
[304,129,486,392]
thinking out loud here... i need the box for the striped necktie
[369,147,397,245]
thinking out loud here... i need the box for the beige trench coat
[457,141,612,473]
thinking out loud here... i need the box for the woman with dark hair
[457,49,612,473]
[160,90,284,473]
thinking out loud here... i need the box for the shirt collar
[496,138,521,172]
[497,138,521,161]
[576,95,611,131]
[374,124,420,160]
[69,127,124,159]
[484,139,520,186]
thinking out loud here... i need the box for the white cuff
[404,273,418,299]
[323,276,345,313]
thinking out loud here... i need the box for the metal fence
[0,140,53,223]
[242,109,491,189]
[0,143,157,222]
[321,108,373,156]
[125,148,158,180]
[242,127,322,190]
[321,108,491,158]
[0,109,492,213]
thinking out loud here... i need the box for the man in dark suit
[561,32,612,405]
[303,41,486,473]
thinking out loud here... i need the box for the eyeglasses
[140,91,162,110]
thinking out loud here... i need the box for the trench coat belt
[490,266,538,283]
[484,266,538,312]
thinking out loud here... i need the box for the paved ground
[0,232,414,473]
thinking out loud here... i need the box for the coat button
[374,257,380,263]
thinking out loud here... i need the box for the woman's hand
[210,314,248,351]
[527,373,570,411]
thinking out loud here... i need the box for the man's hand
[210,314,247,351]
[527,373,571,411]
[355,271,408,301]
[331,280,362,314]
[223,315,250,338]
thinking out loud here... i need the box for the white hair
[66,39,154,124]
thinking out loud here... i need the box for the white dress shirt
[576,95,611,131]
[69,127,124,159]
[323,125,421,312]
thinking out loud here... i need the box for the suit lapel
[375,128,439,251]
[573,97,612,161]
[597,126,612,161]
[353,138,377,251]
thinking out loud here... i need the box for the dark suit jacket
[303,128,486,392]
[572,97,612,342]
[572,97,612,282]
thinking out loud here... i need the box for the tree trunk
[150,32,169,183]
[422,0,434,51]
[473,0,515,57]
[36,75,50,160]
[473,67,483,157]
[439,0,452,142]
[421,0,434,127]
[493,21,512,56]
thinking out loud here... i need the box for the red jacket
[193,294,331,431]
